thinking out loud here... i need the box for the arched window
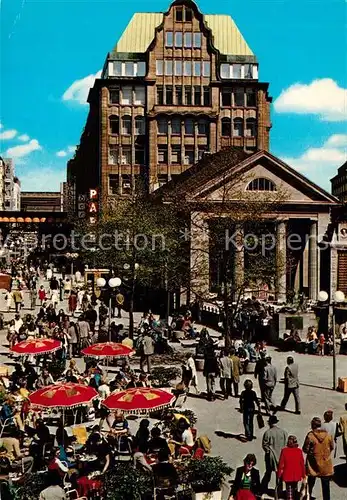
[233,118,243,137]
[221,117,231,137]
[109,115,119,135]
[121,115,132,135]
[197,119,208,135]
[135,116,145,135]
[246,118,256,137]
[158,117,168,134]
[247,178,276,192]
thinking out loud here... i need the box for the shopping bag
[299,480,310,500]
[257,412,265,429]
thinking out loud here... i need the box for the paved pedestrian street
[0,286,346,499]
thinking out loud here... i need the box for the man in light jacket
[280,356,300,415]
[140,329,155,373]
[261,415,288,495]
[263,356,277,414]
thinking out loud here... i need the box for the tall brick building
[67,0,272,213]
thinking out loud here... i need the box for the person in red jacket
[277,435,306,500]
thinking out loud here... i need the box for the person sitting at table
[126,372,139,388]
[107,409,129,434]
[137,373,150,388]
[0,398,24,432]
[48,447,69,476]
[39,470,66,500]
[152,449,178,490]
[10,364,25,389]
[98,377,111,399]
[110,373,126,393]
[0,430,34,475]
[24,361,38,391]
[169,418,194,457]
[55,419,70,449]
[65,369,78,384]
[84,428,112,475]
[36,368,54,388]
[134,419,150,454]
[147,427,170,455]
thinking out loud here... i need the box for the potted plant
[186,456,233,500]
[103,463,152,499]
[151,366,181,388]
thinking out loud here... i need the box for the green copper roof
[114,12,254,56]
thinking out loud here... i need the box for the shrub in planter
[14,472,48,500]
[103,463,153,500]
[151,366,181,388]
[185,456,233,495]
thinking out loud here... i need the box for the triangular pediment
[191,150,339,205]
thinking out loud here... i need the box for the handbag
[299,480,310,500]
[256,412,265,429]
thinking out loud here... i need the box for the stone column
[276,221,287,302]
[190,212,210,298]
[233,224,244,294]
[309,220,318,301]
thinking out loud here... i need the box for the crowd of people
[0,262,346,500]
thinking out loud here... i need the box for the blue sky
[0,0,346,192]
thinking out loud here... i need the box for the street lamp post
[96,277,121,341]
[318,289,346,390]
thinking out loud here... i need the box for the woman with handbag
[277,435,306,499]
[239,379,261,441]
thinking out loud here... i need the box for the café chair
[65,488,87,500]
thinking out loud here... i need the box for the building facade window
[113,62,122,76]
[158,118,168,134]
[166,86,173,105]
[203,86,211,106]
[171,145,181,163]
[136,62,146,76]
[165,31,173,47]
[175,32,183,47]
[185,118,194,135]
[109,174,119,195]
[245,118,256,137]
[122,174,132,194]
[234,89,244,106]
[175,86,183,105]
[156,60,164,76]
[247,178,276,191]
[244,64,253,79]
[184,61,192,76]
[221,117,231,137]
[221,64,230,79]
[232,64,242,79]
[197,119,208,135]
[135,116,145,135]
[185,86,192,105]
[193,61,201,77]
[184,147,194,165]
[202,61,211,77]
[174,60,183,76]
[221,89,232,106]
[157,86,164,105]
[134,87,145,105]
[171,117,181,135]
[121,87,132,105]
[125,62,134,76]
[175,7,183,21]
[165,60,173,76]
[198,146,207,160]
[158,146,168,164]
[233,118,244,137]
[194,86,201,105]
[109,145,119,164]
[109,115,119,134]
[135,147,145,164]
[246,89,256,107]
[185,8,192,22]
[120,148,131,165]
[193,32,202,48]
[121,115,132,135]
[184,32,192,47]
[109,89,120,104]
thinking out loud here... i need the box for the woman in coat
[229,454,260,500]
[68,291,77,316]
[277,435,306,499]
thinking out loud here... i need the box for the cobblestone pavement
[0,279,346,499]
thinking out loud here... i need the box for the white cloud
[0,129,17,140]
[67,145,76,153]
[0,123,3,129]
[18,134,30,142]
[281,134,347,190]
[56,150,68,157]
[6,139,42,159]
[62,70,101,105]
[324,134,347,148]
[273,78,347,121]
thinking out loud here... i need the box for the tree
[79,192,187,337]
